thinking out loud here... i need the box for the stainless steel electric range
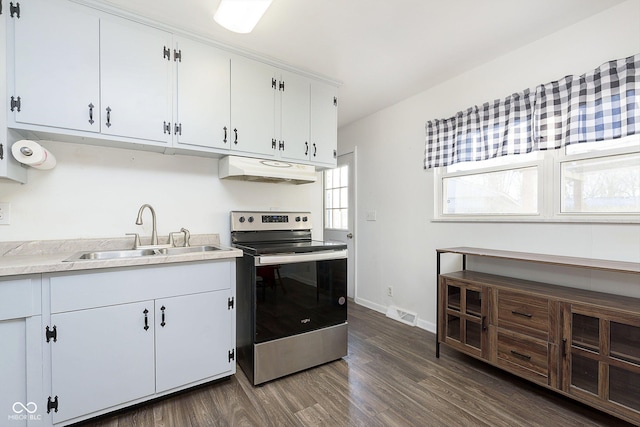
[231,211,348,385]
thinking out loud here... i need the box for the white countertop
[0,234,242,277]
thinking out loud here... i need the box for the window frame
[433,138,639,224]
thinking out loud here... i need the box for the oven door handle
[255,250,347,266]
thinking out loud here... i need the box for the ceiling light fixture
[214,0,273,34]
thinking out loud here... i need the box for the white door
[323,152,356,298]
[13,0,100,132]
[279,71,311,162]
[100,17,173,143]
[50,301,155,424]
[310,82,338,166]
[155,291,233,392]
[174,37,230,151]
[230,56,277,157]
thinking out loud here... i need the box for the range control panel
[231,211,312,231]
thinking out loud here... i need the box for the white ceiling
[96,0,624,127]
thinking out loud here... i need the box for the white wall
[339,0,640,332]
[0,140,323,245]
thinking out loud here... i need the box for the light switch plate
[0,203,11,225]
[366,211,377,221]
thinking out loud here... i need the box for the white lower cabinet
[155,291,233,392]
[44,260,236,426]
[50,301,156,424]
[0,275,42,427]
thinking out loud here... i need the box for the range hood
[218,156,317,184]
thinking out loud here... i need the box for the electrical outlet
[0,203,10,225]
[387,286,393,297]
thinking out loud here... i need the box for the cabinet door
[50,301,155,424]
[0,319,27,426]
[310,82,338,166]
[174,37,230,151]
[155,291,234,392]
[563,304,640,422]
[100,17,172,144]
[279,71,311,162]
[439,278,487,358]
[12,0,100,132]
[230,56,277,157]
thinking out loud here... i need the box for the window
[324,165,349,230]
[434,135,639,222]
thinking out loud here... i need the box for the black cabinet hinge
[174,123,182,135]
[9,1,19,18]
[163,46,170,60]
[279,81,285,91]
[45,325,57,343]
[333,97,338,107]
[47,396,59,413]
[0,0,3,15]
[228,349,235,362]
[174,49,181,62]
[271,138,276,149]
[10,96,21,112]
[279,140,285,151]
[163,121,171,134]
[228,297,234,310]
[271,78,276,89]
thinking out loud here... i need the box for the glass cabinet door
[565,305,640,418]
[442,280,486,357]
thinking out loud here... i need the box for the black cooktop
[233,240,347,256]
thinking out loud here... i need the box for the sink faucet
[135,204,158,246]
[180,228,191,247]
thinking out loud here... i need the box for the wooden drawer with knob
[497,290,550,339]
[496,328,549,384]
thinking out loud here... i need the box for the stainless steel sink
[63,245,221,262]
[157,245,221,255]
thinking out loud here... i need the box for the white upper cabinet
[12,0,100,132]
[173,37,231,151]
[279,71,311,163]
[310,82,338,167]
[5,0,337,166]
[230,55,277,157]
[100,17,173,144]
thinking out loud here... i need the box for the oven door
[253,250,347,343]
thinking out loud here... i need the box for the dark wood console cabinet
[436,247,640,425]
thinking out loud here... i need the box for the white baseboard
[352,297,436,334]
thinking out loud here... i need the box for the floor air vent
[385,306,417,326]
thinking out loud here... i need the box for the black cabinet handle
[510,350,531,360]
[88,103,94,124]
[313,143,317,157]
[106,107,112,128]
[511,310,532,318]
[143,309,149,331]
[161,305,166,327]
[561,338,567,359]
[481,315,487,331]
[233,128,238,144]
[223,126,228,143]
[305,142,309,155]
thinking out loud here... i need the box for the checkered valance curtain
[424,54,640,169]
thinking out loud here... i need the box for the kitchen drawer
[498,290,549,336]
[0,275,41,320]
[497,328,549,383]
[49,261,232,313]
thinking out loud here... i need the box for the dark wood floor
[81,302,632,427]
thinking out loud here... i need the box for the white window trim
[433,143,640,224]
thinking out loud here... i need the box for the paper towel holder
[20,147,34,156]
